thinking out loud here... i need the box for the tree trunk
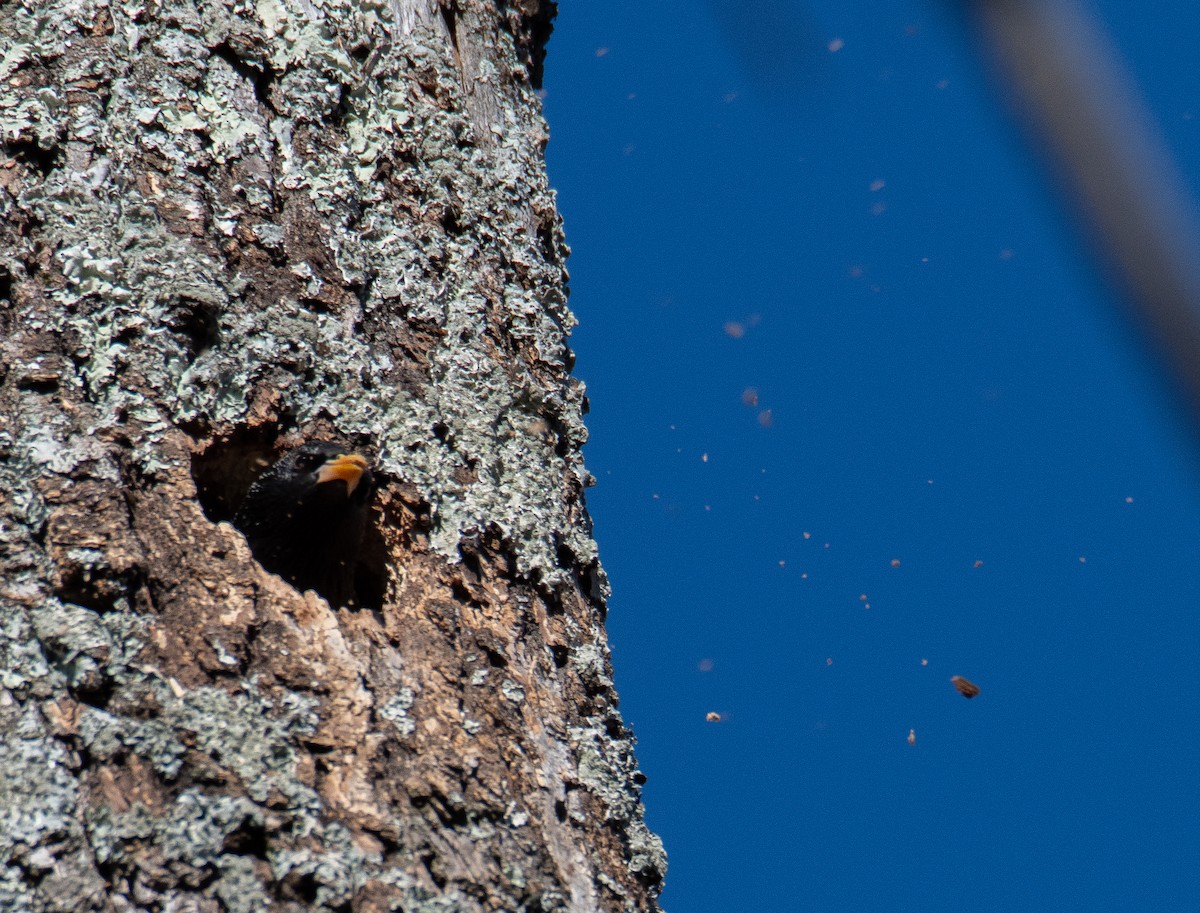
[0,1,666,911]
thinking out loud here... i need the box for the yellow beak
[316,453,368,494]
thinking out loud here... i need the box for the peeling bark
[0,1,665,911]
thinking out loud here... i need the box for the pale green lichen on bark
[0,598,447,910]
[0,701,107,911]
[3,0,597,590]
[1,0,664,908]
[0,596,355,905]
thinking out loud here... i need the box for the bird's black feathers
[233,442,376,607]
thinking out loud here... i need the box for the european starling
[234,442,376,607]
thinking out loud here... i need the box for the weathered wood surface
[0,1,665,910]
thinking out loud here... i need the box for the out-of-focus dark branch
[966,0,1200,415]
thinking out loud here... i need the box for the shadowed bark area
[0,2,665,911]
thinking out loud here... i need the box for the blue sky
[542,3,1200,911]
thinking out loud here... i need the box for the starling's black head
[233,442,376,607]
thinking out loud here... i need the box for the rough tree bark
[0,2,666,911]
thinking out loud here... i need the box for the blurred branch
[965,0,1200,415]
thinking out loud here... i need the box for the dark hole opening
[190,428,389,610]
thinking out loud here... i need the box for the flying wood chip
[951,675,980,699]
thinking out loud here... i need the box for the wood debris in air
[951,675,980,699]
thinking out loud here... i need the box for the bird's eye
[295,454,325,472]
